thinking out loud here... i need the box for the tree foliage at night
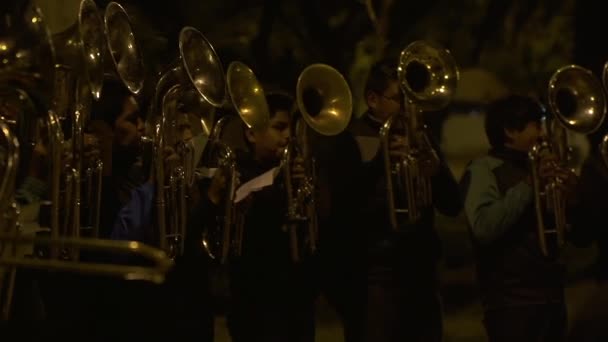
[98,0,594,111]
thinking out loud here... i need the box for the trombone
[531,65,606,256]
[284,63,352,262]
[379,40,459,230]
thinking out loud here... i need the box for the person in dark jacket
[318,59,462,342]
[460,94,578,342]
[194,90,317,342]
[566,127,608,342]
[50,78,214,341]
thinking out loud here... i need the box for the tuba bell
[531,64,606,257]
[103,2,145,96]
[285,63,352,262]
[379,40,459,230]
[149,26,226,258]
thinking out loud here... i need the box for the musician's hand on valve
[555,167,579,201]
[538,153,559,180]
[208,168,227,205]
[83,133,100,161]
[146,146,180,184]
[388,135,407,161]
[87,120,114,176]
[163,146,180,181]
[291,156,306,180]
[163,146,180,165]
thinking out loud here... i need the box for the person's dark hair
[484,94,545,148]
[364,59,398,97]
[90,78,134,128]
[241,90,293,151]
[265,91,294,118]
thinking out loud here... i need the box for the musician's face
[505,120,542,152]
[367,80,402,122]
[114,96,144,149]
[246,110,290,163]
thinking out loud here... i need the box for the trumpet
[284,63,352,262]
[149,26,226,258]
[531,65,606,256]
[200,61,270,264]
[379,40,459,230]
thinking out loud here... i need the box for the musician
[87,78,215,341]
[318,59,461,342]
[84,79,147,242]
[195,90,317,342]
[3,108,98,320]
[460,94,578,342]
[5,116,101,321]
[566,128,608,342]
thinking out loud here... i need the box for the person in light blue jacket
[460,94,579,342]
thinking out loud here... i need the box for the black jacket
[317,112,461,275]
[189,149,319,290]
[570,153,608,281]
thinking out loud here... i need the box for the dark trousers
[227,263,317,342]
[228,291,316,342]
[483,303,567,342]
[323,259,366,342]
[364,264,443,342]
[325,262,442,342]
[568,281,608,342]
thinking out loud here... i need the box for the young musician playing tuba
[318,58,462,342]
[460,94,578,342]
[194,91,318,342]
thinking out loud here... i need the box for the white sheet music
[191,133,208,169]
[196,167,218,179]
[233,166,281,203]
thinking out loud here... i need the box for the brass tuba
[149,26,226,258]
[50,0,106,253]
[531,65,606,256]
[285,63,352,262]
[379,40,459,230]
[199,61,270,264]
